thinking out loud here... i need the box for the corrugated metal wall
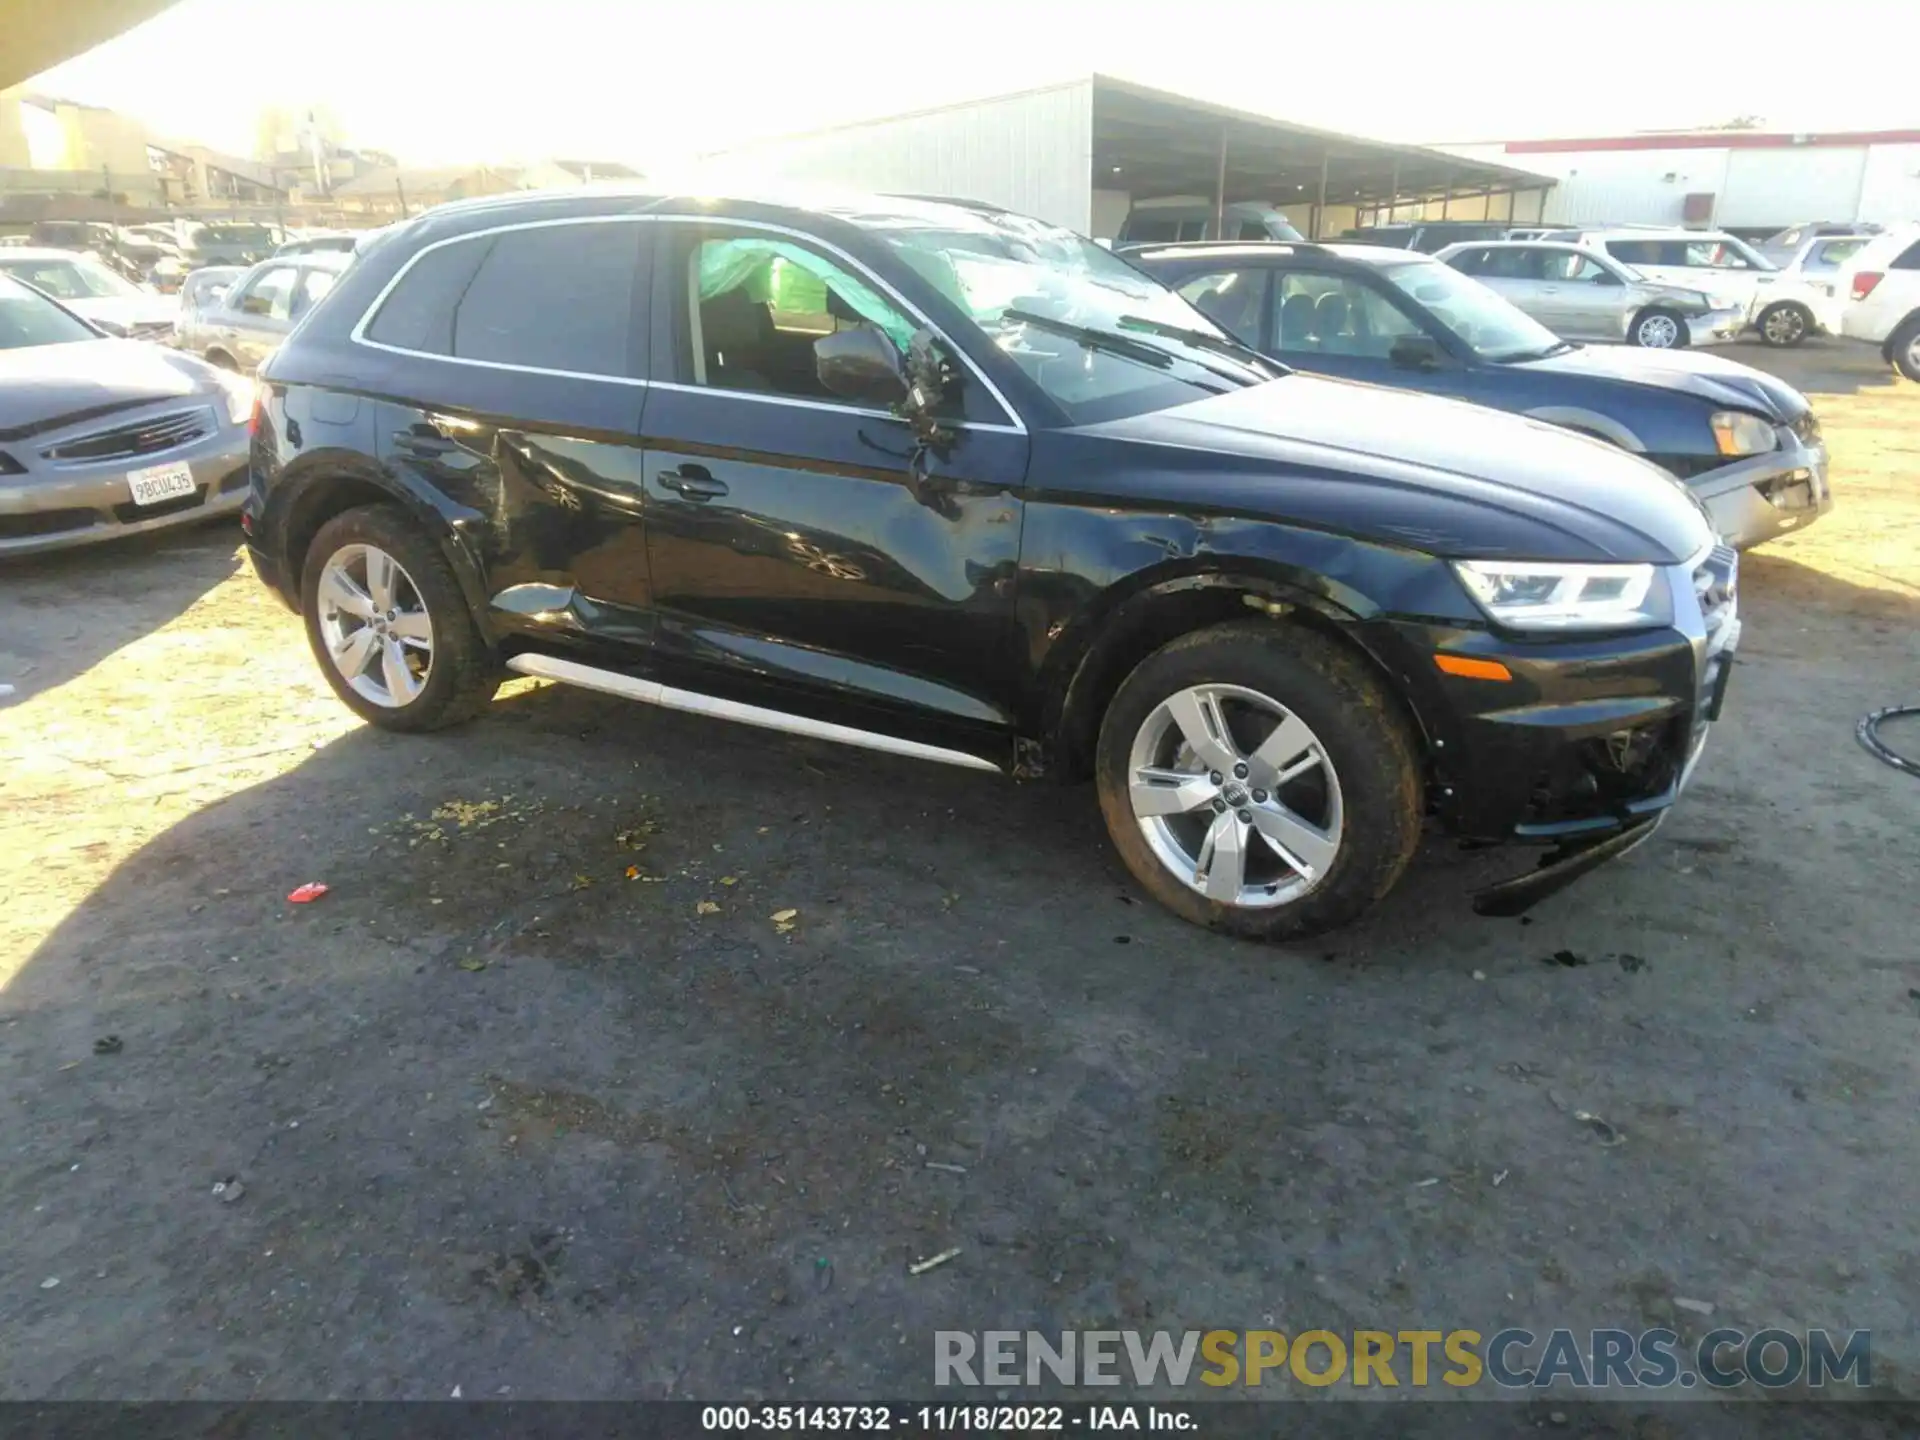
[694,81,1096,234]
[1539,148,1732,227]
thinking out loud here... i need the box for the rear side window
[1893,240,1920,271]
[364,238,493,354]
[1172,269,1267,346]
[452,223,640,375]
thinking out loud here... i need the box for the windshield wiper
[1116,314,1287,379]
[1002,309,1175,368]
[1493,340,1578,363]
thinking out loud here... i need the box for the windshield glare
[2,257,140,300]
[0,276,100,349]
[1380,260,1565,363]
[870,208,1263,423]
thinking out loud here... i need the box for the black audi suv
[243,189,1738,939]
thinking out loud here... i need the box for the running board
[504,654,1004,774]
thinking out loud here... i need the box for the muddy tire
[1094,619,1423,941]
[300,504,494,732]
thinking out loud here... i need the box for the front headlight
[1710,410,1777,457]
[1453,560,1659,631]
[207,367,256,425]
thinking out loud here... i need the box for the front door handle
[658,465,729,500]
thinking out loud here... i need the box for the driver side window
[677,230,919,407]
[1542,252,1610,283]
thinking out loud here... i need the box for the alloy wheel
[1637,313,1680,348]
[315,543,435,708]
[1762,307,1806,345]
[1126,683,1343,909]
[1907,331,1920,376]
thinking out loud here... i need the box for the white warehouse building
[693,75,1554,241]
[1439,129,1920,234]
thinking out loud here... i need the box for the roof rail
[1115,239,1336,259]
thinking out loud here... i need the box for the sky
[26,0,1920,168]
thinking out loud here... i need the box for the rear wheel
[1094,620,1423,941]
[300,504,494,732]
[1757,302,1811,348]
[1892,315,1920,383]
[1630,308,1687,349]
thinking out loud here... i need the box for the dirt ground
[2,341,1917,1405]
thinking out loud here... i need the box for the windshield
[1377,259,1567,363]
[0,256,141,300]
[0,275,100,348]
[869,208,1273,423]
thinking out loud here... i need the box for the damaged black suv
[244,190,1737,940]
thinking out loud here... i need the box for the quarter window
[364,238,493,354]
[1891,240,1920,271]
[1271,273,1421,357]
[1173,270,1267,346]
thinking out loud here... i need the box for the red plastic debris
[287,882,330,904]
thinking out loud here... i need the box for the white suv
[1836,228,1920,381]
[1543,228,1773,319]
[1746,232,1873,346]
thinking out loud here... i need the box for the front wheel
[300,504,495,731]
[1630,308,1688,349]
[1757,302,1811,348]
[1094,620,1423,941]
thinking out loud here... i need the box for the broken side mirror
[815,325,909,408]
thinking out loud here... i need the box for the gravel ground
[1,341,1917,1407]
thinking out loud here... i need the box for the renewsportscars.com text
[935,1328,1871,1391]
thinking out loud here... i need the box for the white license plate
[127,461,197,506]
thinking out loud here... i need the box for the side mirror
[1390,334,1443,370]
[815,325,908,407]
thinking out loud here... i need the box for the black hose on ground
[1857,704,1920,778]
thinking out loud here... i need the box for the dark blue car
[1126,241,1831,549]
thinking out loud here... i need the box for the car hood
[1083,373,1714,565]
[63,293,179,329]
[1514,342,1809,421]
[0,339,221,440]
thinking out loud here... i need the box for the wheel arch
[1043,562,1431,782]
[1523,406,1646,452]
[276,456,494,642]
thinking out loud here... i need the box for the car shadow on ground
[1722,339,1902,399]
[10,637,1920,1400]
[0,522,246,708]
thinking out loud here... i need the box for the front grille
[43,406,213,464]
[0,508,96,540]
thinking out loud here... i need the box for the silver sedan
[0,275,253,558]
[1436,240,1746,349]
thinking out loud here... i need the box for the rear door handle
[392,426,455,457]
[657,465,729,500]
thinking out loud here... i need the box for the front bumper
[1691,428,1831,549]
[1370,546,1739,906]
[0,425,251,559]
[1685,308,1747,346]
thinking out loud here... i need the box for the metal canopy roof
[1091,75,1552,206]
[4,0,180,88]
